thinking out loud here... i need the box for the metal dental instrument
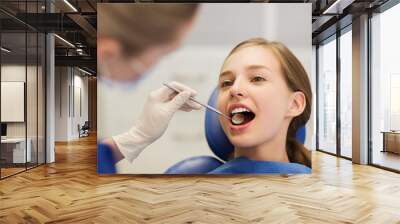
[163,83,231,121]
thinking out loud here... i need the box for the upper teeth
[231,107,250,115]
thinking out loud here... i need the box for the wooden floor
[372,151,400,171]
[1,163,44,178]
[1,167,26,178]
[1,134,400,223]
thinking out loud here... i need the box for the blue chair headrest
[204,87,306,161]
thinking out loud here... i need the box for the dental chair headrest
[204,87,306,162]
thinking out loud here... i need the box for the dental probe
[163,83,231,121]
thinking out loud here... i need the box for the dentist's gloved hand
[112,81,202,163]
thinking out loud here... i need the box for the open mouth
[230,107,256,126]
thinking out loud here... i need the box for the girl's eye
[220,80,233,88]
[251,75,266,82]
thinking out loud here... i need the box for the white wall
[55,67,68,141]
[1,64,46,163]
[46,32,55,163]
[75,73,89,138]
[1,65,27,141]
[1,65,26,128]
[1,65,38,137]
[55,67,89,141]
[98,3,312,173]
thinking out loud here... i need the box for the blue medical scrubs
[208,156,311,174]
[97,143,117,174]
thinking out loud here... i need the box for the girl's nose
[229,78,247,98]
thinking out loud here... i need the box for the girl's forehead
[222,46,280,71]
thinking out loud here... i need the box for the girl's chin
[228,137,257,149]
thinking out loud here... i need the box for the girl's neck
[234,128,290,163]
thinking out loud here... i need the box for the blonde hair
[98,3,199,56]
[223,38,312,168]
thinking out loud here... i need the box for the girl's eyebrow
[219,70,233,79]
[245,65,272,73]
[219,65,272,78]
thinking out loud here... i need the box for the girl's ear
[286,91,306,118]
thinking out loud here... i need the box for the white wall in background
[55,67,89,141]
[55,67,68,141]
[1,82,24,122]
[71,74,89,138]
[1,65,39,138]
[1,64,46,163]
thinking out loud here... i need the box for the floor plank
[372,151,400,171]
[0,134,399,223]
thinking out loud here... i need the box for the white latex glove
[112,81,202,163]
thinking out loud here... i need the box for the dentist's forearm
[103,130,151,164]
[111,126,153,163]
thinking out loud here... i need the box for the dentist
[97,4,201,173]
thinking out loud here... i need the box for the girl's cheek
[258,101,280,120]
[217,96,225,111]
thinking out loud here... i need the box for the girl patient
[209,37,312,174]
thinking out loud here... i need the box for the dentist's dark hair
[98,3,199,57]
[224,38,312,168]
